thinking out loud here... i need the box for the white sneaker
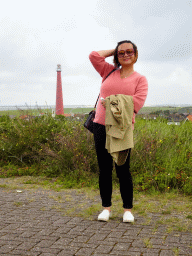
[98,209,111,222]
[123,211,134,222]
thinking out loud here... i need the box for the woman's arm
[89,51,115,79]
[97,49,115,58]
[133,76,148,114]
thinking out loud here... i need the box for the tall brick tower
[56,64,64,115]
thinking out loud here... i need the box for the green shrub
[0,114,191,194]
[0,114,97,177]
[131,117,192,194]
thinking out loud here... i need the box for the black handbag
[83,107,97,133]
[84,68,117,133]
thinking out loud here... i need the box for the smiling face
[117,43,136,67]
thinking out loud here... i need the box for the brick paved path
[0,187,191,256]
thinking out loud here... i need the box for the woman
[89,40,148,222]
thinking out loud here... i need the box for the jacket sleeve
[133,76,148,114]
[89,51,115,81]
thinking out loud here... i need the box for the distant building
[187,115,192,122]
[184,115,192,123]
[20,115,29,120]
[52,109,55,118]
[167,122,180,126]
[64,113,72,117]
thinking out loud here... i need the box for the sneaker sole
[98,218,109,222]
[123,219,134,223]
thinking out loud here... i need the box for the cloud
[0,0,191,106]
[144,65,192,105]
[91,0,192,61]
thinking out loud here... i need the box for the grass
[143,238,153,248]
[0,107,93,117]
[13,201,23,206]
[80,204,101,219]
[172,247,179,256]
[1,106,191,116]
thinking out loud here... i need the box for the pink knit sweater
[89,51,148,129]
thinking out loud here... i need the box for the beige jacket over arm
[105,94,134,166]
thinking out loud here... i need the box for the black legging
[93,122,133,209]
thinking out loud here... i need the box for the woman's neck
[120,66,135,78]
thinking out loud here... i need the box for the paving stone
[40,254,57,256]
[31,247,61,254]
[52,218,72,226]
[69,226,87,232]
[35,239,56,248]
[131,239,146,247]
[93,254,113,256]
[51,237,73,245]
[142,248,161,255]
[159,250,175,256]
[112,242,131,251]
[164,236,180,243]
[0,244,18,253]
[107,231,125,238]
[0,234,20,240]
[123,230,140,236]
[89,233,109,242]
[128,247,145,253]
[57,247,79,255]
[180,235,192,242]
[88,222,106,230]
[0,224,21,232]
[72,235,90,243]
[139,228,153,234]
[76,243,99,249]
[66,217,84,225]
[75,247,95,255]
[158,244,174,250]
[0,240,21,247]
[0,186,191,256]
[18,231,38,238]
[100,223,119,230]
[15,241,38,250]
[99,240,117,246]
[110,251,141,255]
[150,238,165,245]
[178,246,192,255]
[50,227,72,234]
[10,250,41,255]
[11,237,42,244]
[94,245,114,253]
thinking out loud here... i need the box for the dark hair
[113,40,138,67]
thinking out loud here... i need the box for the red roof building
[64,113,71,117]
[187,115,192,122]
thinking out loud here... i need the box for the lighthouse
[55,64,64,115]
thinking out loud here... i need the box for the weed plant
[0,114,191,194]
[132,117,192,194]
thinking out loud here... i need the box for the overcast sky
[1,0,192,107]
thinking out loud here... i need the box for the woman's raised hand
[97,49,115,58]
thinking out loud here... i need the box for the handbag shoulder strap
[94,68,117,108]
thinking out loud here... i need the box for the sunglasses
[117,49,135,58]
